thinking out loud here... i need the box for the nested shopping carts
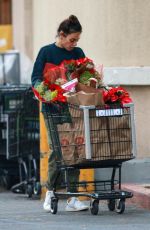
[44,103,136,215]
[0,86,25,189]
[0,86,41,197]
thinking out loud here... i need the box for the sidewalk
[1,183,150,211]
[122,183,150,210]
[0,191,150,230]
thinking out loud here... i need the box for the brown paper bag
[106,116,132,160]
[78,91,104,106]
[57,105,133,164]
[74,130,86,163]
[57,123,77,165]
[73,116,111,162]
[76,82,102,94]
[66,90,104,106]
[90,117,111,160]
[68,104,83,118]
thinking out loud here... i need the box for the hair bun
[57,15,82,34]
[68,15,78,24]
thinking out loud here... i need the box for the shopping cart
[0,86,25,189]
[0,87,41,197]
[44,102,136,215]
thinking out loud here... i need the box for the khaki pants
[43,112,80,192]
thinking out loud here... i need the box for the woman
[31,15,88,212]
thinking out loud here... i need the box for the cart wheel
[26,184,33,198]
[108,199,115,211]
[90,200,99,215]
[50,198,58,214]
[34,182,41,195]
[115,199,125,214]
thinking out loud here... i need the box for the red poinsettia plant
[32,57,132,106]
[103,86,132,105]
[32,80,66,103]
[32,57,104,103]
[43,57,103,89]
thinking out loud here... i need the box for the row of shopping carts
[0,85,41,197]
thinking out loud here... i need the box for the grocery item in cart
[57,105,133,165]
[65,90,104,106]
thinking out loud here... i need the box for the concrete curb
[122,183,150,210]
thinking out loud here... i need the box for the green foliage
[43,90,58,101]
[35,82,48,95]
[79,71,93,84]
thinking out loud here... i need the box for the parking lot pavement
[0,191,150,230]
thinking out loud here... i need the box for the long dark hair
[57,15,82,35]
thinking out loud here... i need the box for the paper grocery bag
[70,107,83,118]
[78,91,104,106]
[74,130,86,163]
[106,116,132,160]
[90,117,111,160]
[67,106,111,162]
[57,123,77,165]
[66,90,104,106]
[73,116,111,162]
[76,82,102,94]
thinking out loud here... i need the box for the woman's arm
[31,47,46,87]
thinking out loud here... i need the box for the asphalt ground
[0,191,150,230]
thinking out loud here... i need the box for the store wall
[12,0,33,59]
[33,0,150,66]
[125,86,150,159]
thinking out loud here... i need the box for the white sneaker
[65,197,89,211]
[43,191,54,212]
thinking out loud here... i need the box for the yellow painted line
[40,109,49,198]
[79,169,94,200]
